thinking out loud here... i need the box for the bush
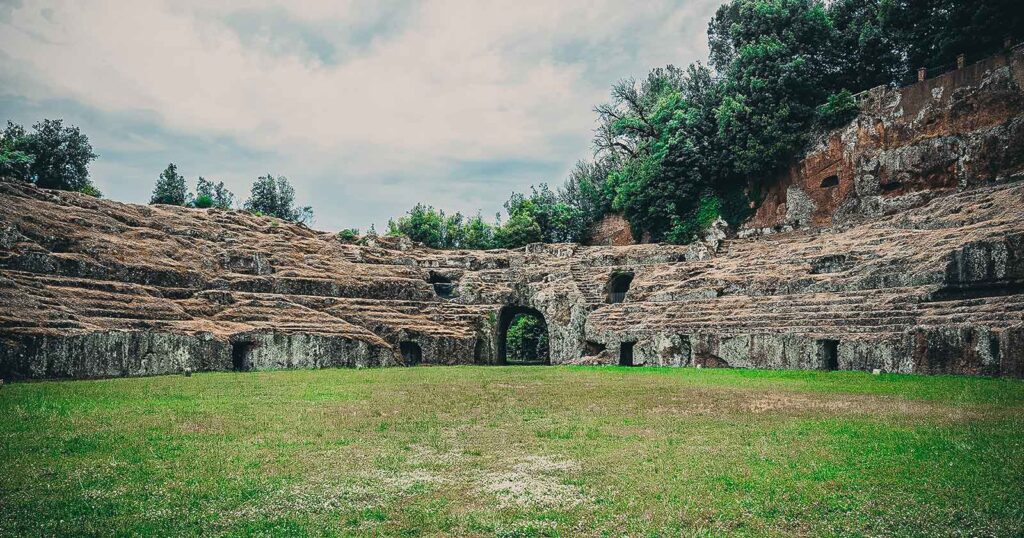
[192,194,214,208]
[194,177,234,209]
[667,195,722,244]
[336,228,359,243]
[77,184,103,198]
[816,90,859,130]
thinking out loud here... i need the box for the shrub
[337,228,359,243]
[667,194,722,244]
[77,184,103,198]
[192,194,214,208]
[816,90,859,130]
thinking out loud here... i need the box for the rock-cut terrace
[1,176,1022,380]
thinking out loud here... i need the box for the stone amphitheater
[2,47,1023,380]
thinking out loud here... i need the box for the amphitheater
[2,48,1024,380]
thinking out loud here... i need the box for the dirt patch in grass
[648,387,986,421]
[478,454,588,510]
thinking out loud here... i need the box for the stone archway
[496,305,549,365]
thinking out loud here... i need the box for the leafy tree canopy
[150,163,189,206]
[243,174,313,224]
[1,119,98,194]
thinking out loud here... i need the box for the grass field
[2,366,1023,537]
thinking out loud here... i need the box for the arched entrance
[497,305,549,365]
[606,271,634,304]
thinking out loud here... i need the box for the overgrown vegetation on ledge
[385,0,1023,248]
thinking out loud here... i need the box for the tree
[243,174,313,223]
[505,314,548,361]
[827,0,903,90]
[387,204,446,247]
[461,213,496,250]
[880,0,1023,84]
[0,122,34,180]
[493,211,542,249]
[193,176,234,209]
[559,159,614,230]
[386,204,492,249]
[593,66,686,163]
[150,163,189,206]
[710,0,835,177]
[1,119,98,192]
[501,185,588,244]
[378,0,1021,248]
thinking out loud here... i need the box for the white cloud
[0,0,721,229]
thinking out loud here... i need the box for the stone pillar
[956,53,965,69]
[918,67,927,82]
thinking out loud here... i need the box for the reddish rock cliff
[743,45,1024,235]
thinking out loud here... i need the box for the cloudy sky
[0,0,720,231]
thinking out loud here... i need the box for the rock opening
[619,341,636,366]
[820,175,840,188]
[428,272,456,298]
[400,341,422,366]
[820,339,839,370]
[231,342,253,371]
[606,271,634,304]
[584,340,606,357]
[497,306,549,365]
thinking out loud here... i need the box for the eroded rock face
[2,177,1023,379]
[744,46,1024,234]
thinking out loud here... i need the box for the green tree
[386,204,491,249]
[243,174,313,223]
[387,204,446,247]
[193,176,234,209]
[0,122,34,181]
[1,119,98,192]
[710,0,835,177]
[502,185,588,244]
[827,0,903,90]
[150,163,189,206]
[880,0,1023,83]
[559,159,614,230]
[379,1,1021,248]
[461,213,496,250]
[494,211,542,249]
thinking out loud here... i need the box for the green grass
[2,366,1023,537]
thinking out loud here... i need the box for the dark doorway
[231,342,253,371]
[619,341,636,366]
[820,339,839,371]
[497,305,549,365]
[400,341,422,366]
[607,271,634,304]
[428,272,456,298]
